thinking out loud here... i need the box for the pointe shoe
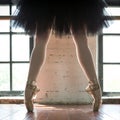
[25,100,33,112]
[86,83,102,111]
[25,81,40,112]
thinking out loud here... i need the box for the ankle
[27,80,36,86]
[86,83,99,90]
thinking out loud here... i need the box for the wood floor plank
[35,104,69,120]
[99,104,120,120]
[68,110,92,120]
[48,110,69,120]
[24,113,37,120]
[34,111,49,120]
[0,104,120,120]
[0,104,24,120]
[0,104,27,120]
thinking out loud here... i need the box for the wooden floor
[0,104,120,120]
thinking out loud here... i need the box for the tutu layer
[13,0,110,36]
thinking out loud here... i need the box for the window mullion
[30,36,34,58]
[98,34,103,94]
[9,3,12,91]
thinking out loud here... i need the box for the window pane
[103,20,120,34]
[11,19,25,32]
[103,36,120,62]
[0,20,10,32]
[0,35,10,61]
[103,65,120,92]
[11,25,25,33]
[12,5,16,15]
[0,64,10,91]
[105,7,120,16]
[11,5,25,33]
[12,63,29,91]
[12,35,30,61]
[0,6,9,16]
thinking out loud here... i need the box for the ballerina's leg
[25,29,52,112]
[71,26,102,111]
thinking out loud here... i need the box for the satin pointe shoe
[86,82,102,111]
[25,81,40,112]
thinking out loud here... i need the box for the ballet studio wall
[35,34,97,105]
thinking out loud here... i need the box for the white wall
[35,34,97,104]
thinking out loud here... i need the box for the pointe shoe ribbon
[85,83,99,93]
[27,81,40,95]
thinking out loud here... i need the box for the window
[98,7,120,97]
[0,4,33,96]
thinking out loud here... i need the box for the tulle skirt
[13,0,111,36]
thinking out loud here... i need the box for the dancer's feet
[25,81,40,112]
[86,82,102,111]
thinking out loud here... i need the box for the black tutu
[13,0,111,36]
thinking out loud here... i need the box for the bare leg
[71,27,102,111]
[25,29,52,112]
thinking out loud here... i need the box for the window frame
[98,8,120,97]
[0,3,33,96]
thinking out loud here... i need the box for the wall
[35,34,97,104]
